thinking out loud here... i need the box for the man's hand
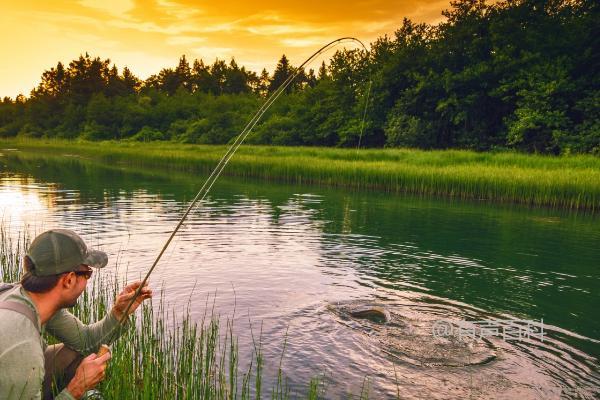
[111,281,152,321]
[66,351,111,399]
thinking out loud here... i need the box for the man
[0,229,152,399]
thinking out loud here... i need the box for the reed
[2,138,598,211]
[0,231,332,399]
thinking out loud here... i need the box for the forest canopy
[0,0,597,154]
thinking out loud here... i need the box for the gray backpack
[0,282,39,332]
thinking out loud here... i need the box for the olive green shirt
[0,284,127,400]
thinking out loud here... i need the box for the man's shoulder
[0,283,30,305]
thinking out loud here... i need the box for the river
[1,149,598,399]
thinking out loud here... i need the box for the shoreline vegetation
[2,139,599,211]
[0,231,329,399]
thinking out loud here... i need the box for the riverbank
[2,139,599,210]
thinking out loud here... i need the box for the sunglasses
[73,269,93,280]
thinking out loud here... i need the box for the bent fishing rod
[115,37,372,326]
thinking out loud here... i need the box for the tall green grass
[2,138,599,210]
[0,231,331,399]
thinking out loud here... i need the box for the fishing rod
[115,37,372,326]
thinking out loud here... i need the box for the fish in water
[349,306,391,324]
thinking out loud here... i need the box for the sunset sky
[0,0,450,98]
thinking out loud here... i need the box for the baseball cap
[26,229,108,276]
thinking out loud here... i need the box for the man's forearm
[47,309,130,355]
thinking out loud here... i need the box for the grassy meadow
[2,139,599,210]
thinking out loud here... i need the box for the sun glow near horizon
[0,0,450,98]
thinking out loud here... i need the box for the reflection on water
[1,151,599,399]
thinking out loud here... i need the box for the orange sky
[0,0,450,98]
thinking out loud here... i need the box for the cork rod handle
[97,344,111,357]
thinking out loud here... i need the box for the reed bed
[2,138,598,210]
[0,231,330,399]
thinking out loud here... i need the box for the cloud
[246,24,325,36]
[166,36,207,46]
[156,0,203,19]
[359,20,399,33]
[280,38,328,48]
[78,0,135,17]
[27,11,105,29]
[108,19,200,35]
[195,22,237,33]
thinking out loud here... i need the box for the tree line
[0,0,597,154]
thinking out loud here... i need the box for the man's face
[62,265,92,308]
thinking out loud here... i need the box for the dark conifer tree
[191,59,215,93]
[268,55,294,94]
[175,55,192,91]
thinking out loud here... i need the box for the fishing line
[116,37,372,325]
[357,79,372,150]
